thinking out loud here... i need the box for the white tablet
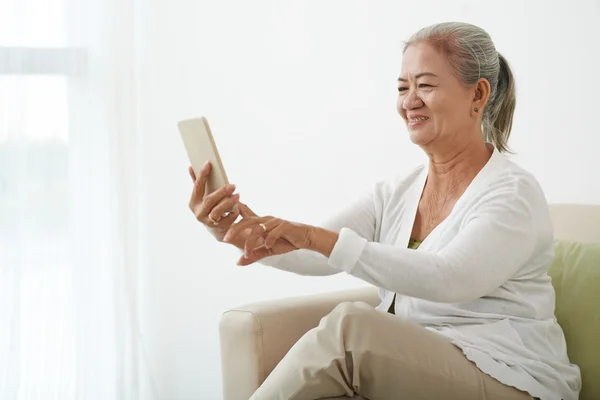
[178,116,229,195]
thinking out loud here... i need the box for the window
[0,0,85,396]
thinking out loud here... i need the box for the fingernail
[226,184,236,192]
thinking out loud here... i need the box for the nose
[402,87,423,110]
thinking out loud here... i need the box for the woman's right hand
[188,161,241,242]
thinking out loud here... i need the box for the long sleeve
[328,178,540,303]
[257,187,380,276]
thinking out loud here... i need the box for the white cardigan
[259,147,581,400]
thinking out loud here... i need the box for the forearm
[252,225,340,275]
[253,226,340,276]
[221,222,339,275]
[258,249,340,276]
[234,184,378,275]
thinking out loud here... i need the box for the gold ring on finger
[259,223,267,233]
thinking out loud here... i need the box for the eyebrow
[397,72,438,82]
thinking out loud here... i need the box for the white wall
[137,1,600,398]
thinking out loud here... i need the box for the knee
[326,301,373,326]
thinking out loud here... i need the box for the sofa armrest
[219,286,379,400]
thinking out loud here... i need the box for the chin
[408,129,436,146]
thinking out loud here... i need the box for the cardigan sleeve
[257,187,380,276]
[328,179,539,303]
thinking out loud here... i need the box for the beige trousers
[249,302,533,400]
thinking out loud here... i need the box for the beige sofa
[219,204,600,400]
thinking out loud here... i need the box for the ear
[472,78,491,116]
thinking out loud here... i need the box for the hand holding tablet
[179,117,240,240]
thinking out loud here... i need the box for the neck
[424,139,492,190]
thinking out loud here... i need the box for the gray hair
[404,22,516,153]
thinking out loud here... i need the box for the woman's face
[397,43,478,149]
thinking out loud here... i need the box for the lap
[251,301,532,400]
[315,301,532,400]
[324,301,461,356]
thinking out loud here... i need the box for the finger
[264,222,287,249]
[237,238,296,266]
[244,218,282,257]
[201,183,236,218]
[237,246,272,266]
[223,216,264,243]
[244,225,264,259]
[192,161,211,200]
[208,193,240,224]
[238,202,258,218]
[188,166,196,182]
[223,217,262,242]
[212,207,240,229]
[244,216,279,237]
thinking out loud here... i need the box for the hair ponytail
[484,53,516,153]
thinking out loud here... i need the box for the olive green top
[407,237,422,250]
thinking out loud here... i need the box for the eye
[397,87,408,93]
[418,84,433,89]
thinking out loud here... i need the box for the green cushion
[549,240,600,400]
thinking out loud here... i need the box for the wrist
[308,227,339,257]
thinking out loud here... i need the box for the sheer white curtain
[0,0,153,398]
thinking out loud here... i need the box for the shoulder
[468,153,554,242]
[484,154,548,207]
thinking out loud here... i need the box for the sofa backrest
[548,204,600,400]
[549,204,600,243]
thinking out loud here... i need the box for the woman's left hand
[223,203,314,266]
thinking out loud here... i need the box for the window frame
[0,46,86,75]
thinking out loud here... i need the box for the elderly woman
[188,22,581,400]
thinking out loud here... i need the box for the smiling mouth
[408,116,429,122]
